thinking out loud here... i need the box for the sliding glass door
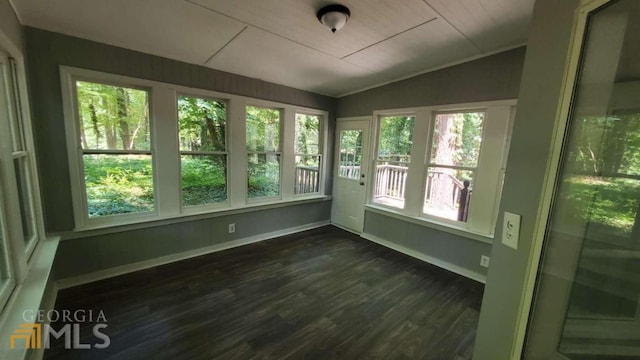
[524,0,640,358]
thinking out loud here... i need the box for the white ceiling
[13,0,534,97]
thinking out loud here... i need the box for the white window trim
[369,99,517,240]
[60,66,329,231]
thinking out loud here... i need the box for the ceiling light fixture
[316,4,351,33]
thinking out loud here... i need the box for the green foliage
[181,156,227,206]
[248,154,280,198]
[295,114,320,155]
[378,116,415,162]
[560,176,639,237]
[431,112,484,167]
[83,155,154,217]
[178,96,226,152]
[339,130,362,166]
[246,106,280,152]
[76,81,149,150]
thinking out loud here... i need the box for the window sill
[364,204,494,244]
[56,195,332,240]
[0,237,59,360]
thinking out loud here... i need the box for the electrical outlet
[502,212,521,250]
[228,223,235,233]
[480,255,490,268]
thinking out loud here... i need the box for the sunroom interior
[1,0,639,359]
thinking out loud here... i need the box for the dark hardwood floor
[45,226,484,360]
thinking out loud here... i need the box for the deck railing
[374,164,472,221]
[295,166,320,194]
[338,165,360,179]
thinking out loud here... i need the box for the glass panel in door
[524,1,640,358]
[338,130,362,180]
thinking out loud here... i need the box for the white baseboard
[360,232,487,284]
[56,221,330,290]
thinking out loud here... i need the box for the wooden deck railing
[295,166,320,194]
[374,164,472,221]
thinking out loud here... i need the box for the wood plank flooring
[45,226,484,360]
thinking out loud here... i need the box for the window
[74,80,154,218]
[373,115,415,209]
[424,111,484,221]
[294,113,322,195]
[338,130,363,180]
[178,95,227,207]
[370,102,514,237]
[62,67,328,229]
[246,106,281,199]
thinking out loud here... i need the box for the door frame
[513,0,614,358]
[331,116,372,234]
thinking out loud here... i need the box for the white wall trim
[360,232,487,284]
[56,220,330,290]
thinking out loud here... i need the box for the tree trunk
[116,88,131,150]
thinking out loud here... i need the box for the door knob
[360,182,365,186]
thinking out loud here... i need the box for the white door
[331,118,370,233]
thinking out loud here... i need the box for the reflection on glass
[338,130,362,180]
[423,167,474,222]
[83,154,154,217]
[181,155,227,206]
[525,1,640,358]
[248,154,280,199]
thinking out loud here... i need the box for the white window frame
[368,100,516,240]
[176,92,230,211]
[293,111,326,197]
[61,67,329,230]
[0,43,46,312]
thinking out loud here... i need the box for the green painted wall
[0,0,22,53]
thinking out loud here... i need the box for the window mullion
[404,110,431,217]
[152,87,181,217]
[281,108,295,201]
[229,99,247,207]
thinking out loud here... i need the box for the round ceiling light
[316,4,351,33]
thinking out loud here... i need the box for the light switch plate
[502,212,521,250]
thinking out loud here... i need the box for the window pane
[378,116,415,161]
[246,106,280,152]
[13,157,35,244]
[295,155,320,195]
[178,96,226,152]
[76,81,150,151]
[295,114,320,154]
[83,154,154,217]
[181,154,227,207]
[338,130,362,180]
[373,116,414,208]
[373,161,409,209]
[430,112,484,167]
[248,154,280,199]
[423,167,473,222]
